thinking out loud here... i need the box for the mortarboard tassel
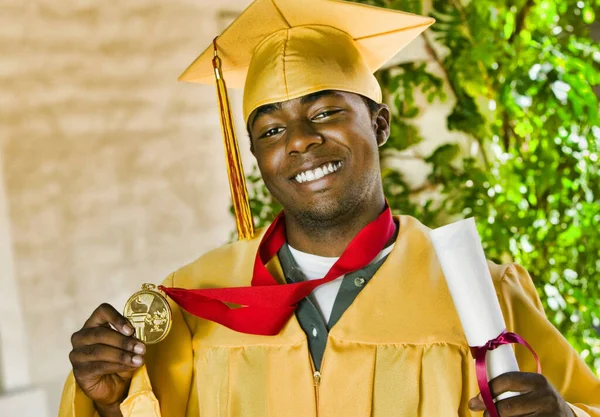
[212,37,255,240]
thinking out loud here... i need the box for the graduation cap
[178,0,434,240]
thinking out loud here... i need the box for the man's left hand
[468,372,575,416]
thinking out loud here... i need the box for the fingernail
[133,343,145,354]
[122,324,133,336]
[132,355,143,365]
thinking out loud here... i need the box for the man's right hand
[69,303,146,416]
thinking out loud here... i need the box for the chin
[290,193,363,227]
[272,171,382,226]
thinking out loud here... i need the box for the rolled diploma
[429,217,519,400]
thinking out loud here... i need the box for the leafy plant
[242,0,600,374]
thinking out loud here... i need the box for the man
[59,0,600,416]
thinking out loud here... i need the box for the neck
[284,197,388,257]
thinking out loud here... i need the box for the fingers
[488,372,547,397]
[71,326,145,354]
[70,343,144,368]
[83,303,133,336]
[492,390,547,417]
[469,373,568,417]
[116,369,135,380]
[72,360,141,380]
[70,304,147,382]
[468,393,485,411]
[70,326,146,374]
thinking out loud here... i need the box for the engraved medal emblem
[123,284,172,344]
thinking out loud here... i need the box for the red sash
[159,206,395,335]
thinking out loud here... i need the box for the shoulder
[487,259,514,283]
[489,260,545,313]
[397,214,540,304]
[168,227,268,289]
[487,260,538,298]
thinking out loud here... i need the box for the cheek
[254,145,286,183]
[348,128,380,164]
[254,160,280,199]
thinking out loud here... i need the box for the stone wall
[0,123,48,417]
[0,0,255,414]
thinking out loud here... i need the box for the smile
[294,161,342,184]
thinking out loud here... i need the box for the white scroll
[429,217,519,400]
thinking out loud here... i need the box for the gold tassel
[212,37,255,240]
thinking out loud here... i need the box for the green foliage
[243,0,600,374]
[247,168,282,229]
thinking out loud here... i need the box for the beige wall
[0,1,461,415]
[0,131,49,417]
[0,141,30,392]
[0,0,255,414]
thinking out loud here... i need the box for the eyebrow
[249,102,282,131]
[249,90,343,131]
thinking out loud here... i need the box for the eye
[261,127,285,138]
[313,109,341,120]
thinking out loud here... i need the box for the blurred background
[0,0,599,416]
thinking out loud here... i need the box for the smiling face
[248,90,390,227]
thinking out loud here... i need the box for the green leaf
[582,8,595,24]
[504,12,515,39]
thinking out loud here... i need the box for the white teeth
[294,161,342,184]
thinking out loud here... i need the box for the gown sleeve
[58,273,194,417]
[496,263,600,417]
[57,372,100,417]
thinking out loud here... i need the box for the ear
[373,103,391,147]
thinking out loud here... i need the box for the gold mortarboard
[179,0,434,240]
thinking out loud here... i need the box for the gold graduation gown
[59,215,600,417]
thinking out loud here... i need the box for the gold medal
[123,284,172,344]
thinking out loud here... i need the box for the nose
[285,121,323,155]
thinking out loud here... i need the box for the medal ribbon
[470,329,542,417]
[159,205,395,335]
